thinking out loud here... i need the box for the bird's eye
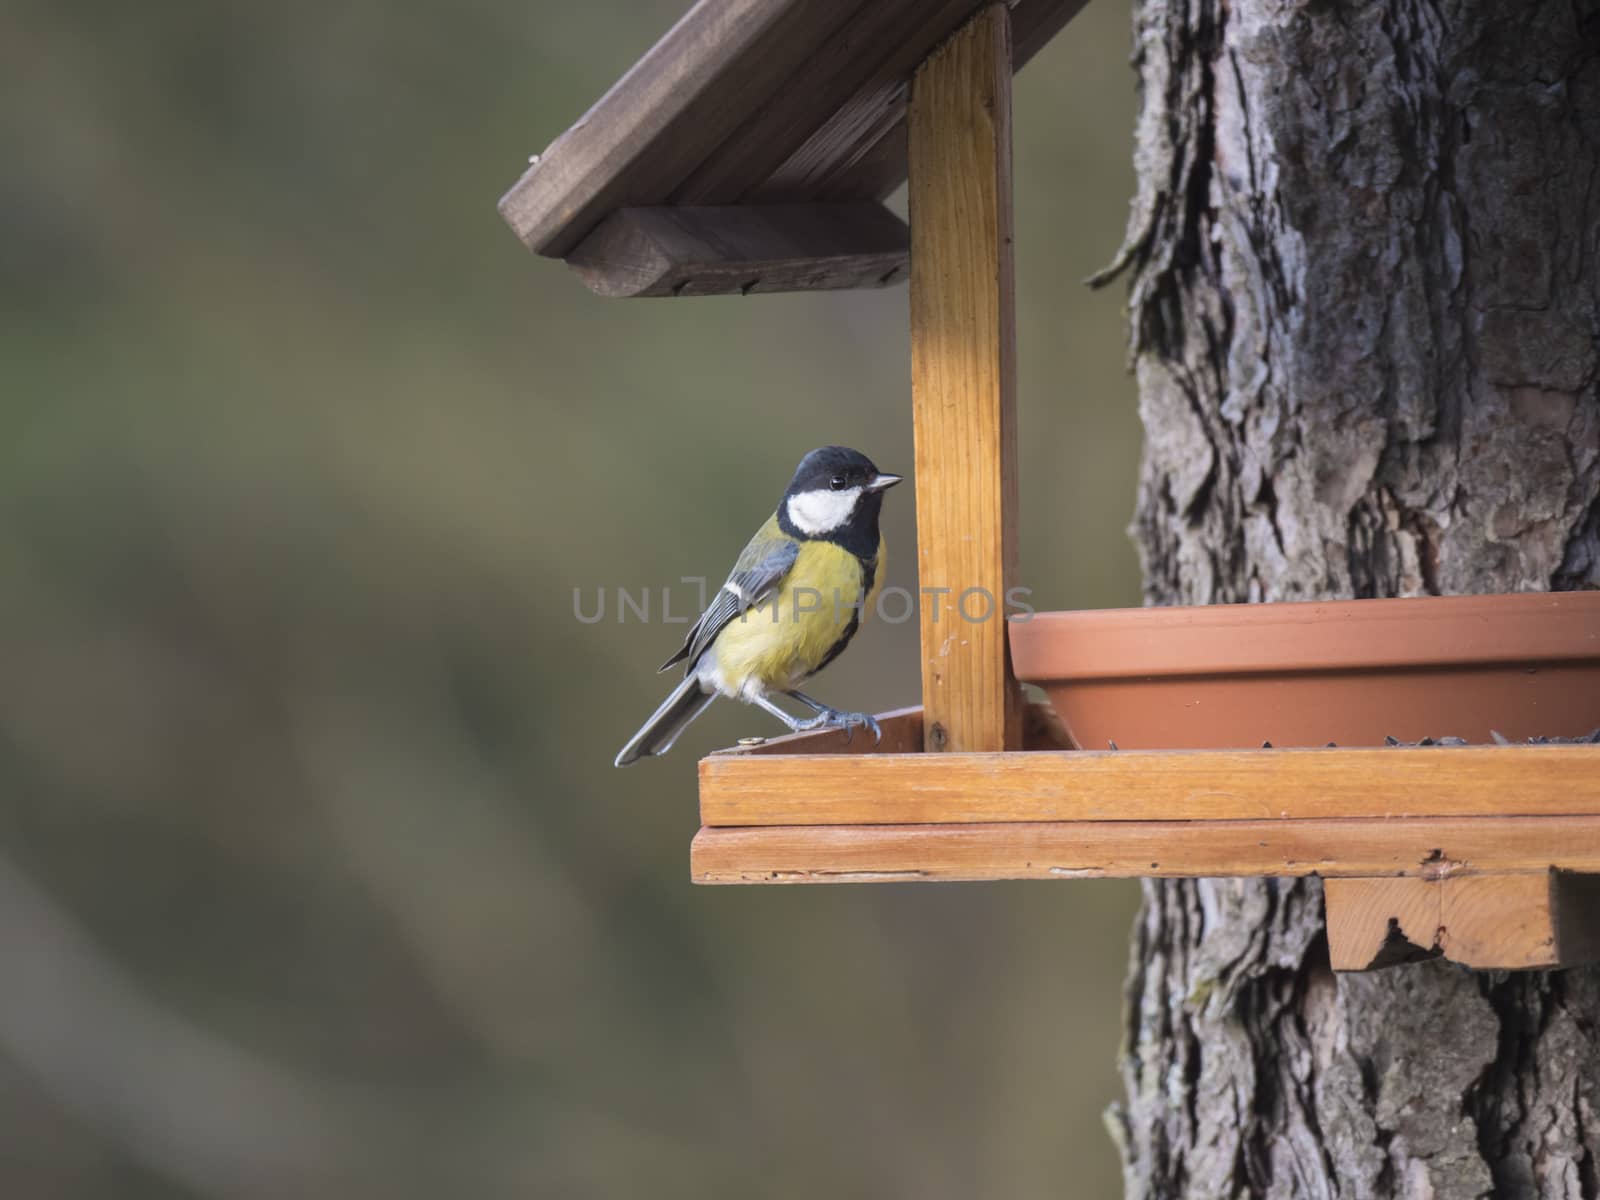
[829,475,848,491]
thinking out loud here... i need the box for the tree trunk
[1106,0,1600,1196]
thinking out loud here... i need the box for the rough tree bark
[1102,0,1600,1196]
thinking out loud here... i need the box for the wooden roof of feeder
[498,0,1082,296]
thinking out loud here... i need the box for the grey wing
[658,538,799,673]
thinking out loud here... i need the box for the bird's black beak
[866,473,903,493]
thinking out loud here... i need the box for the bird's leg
[748,692,807,733]
[785,690,882,744]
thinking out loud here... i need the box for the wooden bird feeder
[500,0,1600,972]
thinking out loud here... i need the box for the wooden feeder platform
[501,0,1600,972]
[691,708,1600,970]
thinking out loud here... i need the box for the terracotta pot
[1007,593,1600,750]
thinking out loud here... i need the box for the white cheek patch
[786,487,862,535]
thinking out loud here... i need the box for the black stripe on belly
[808,555,876,678]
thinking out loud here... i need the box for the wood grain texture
[498,0,863,257]
[744,0,986,203]
[689,817,1600,884]
[907,5,1023,754]
[497,0,1088,260]
[564,204,907,297]
[672,0,967,204]
[1326,873,1600,970]
[1441,874,1560,969]
[810,0,1093,201]
[1323,876,1443,969]
[698,744,1600,826]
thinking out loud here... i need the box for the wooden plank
[672,0,969,204]
[498,0,865,257]
[564,204,907,297]
[907,5,1024,754]
[813,123,909,204]
[1442,874,1562,969]
[739,0,985,202]
[1326,872,1600,971]
[689,817,1600,884]
[808,0,1093,201]
[698,744,1600,826]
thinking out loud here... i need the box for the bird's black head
[776,446,902,557]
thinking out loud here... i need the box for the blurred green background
[0,1,1143,1195]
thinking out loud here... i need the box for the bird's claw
[849,712,882,744]
[798,707,880,744]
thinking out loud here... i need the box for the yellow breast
[711,536,883,697]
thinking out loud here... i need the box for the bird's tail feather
[614,675,715,767]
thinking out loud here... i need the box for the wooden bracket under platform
[1325,872,1600,971]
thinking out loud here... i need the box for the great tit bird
[614,446,902,767]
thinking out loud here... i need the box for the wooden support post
[1325,872,1600,971]
[908,4,1023,753]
